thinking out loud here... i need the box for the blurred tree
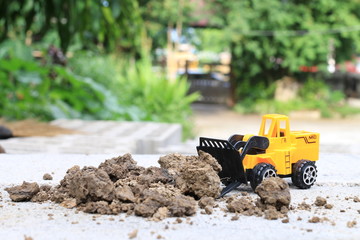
[0,0,146,55]
[207,0,360,103]
[138,0,196,52]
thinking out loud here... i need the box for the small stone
[60,199,77,209]
[43,173,53,181]
[282,218,289,223]
[354,196,360,203]
[0,125,13,139]
[324,204,333,209]
[128,229,138,239]
[0,145,5,153]
[347,220,357,228]
[308,216,321,223]
[314,196,327,207]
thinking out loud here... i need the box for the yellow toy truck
[197,114,320,197]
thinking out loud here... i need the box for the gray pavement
[0,120,182,154]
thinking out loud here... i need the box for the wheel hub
[303,165,317,185]
[263,169,277,179]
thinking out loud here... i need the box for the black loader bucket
[197,135,269,197]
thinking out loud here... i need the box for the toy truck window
[279,120,286,137]
[263,119,272,136]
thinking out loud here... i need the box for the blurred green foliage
[235,78,360,118]
[208,0,360,99]
[0,0,146,54]
[0,40,199,138]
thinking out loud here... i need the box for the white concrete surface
[0,153,359,240]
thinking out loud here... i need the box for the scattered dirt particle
[128,229,138,239]
[43,173,53,181]
[24,235,33,240]
[309,216,320,223]
[71,221,79,224]
[157,235,164,239]
[306,229,313,232]
[354,196,360,203]
[175,218,182,224]
[282,218,289,223]
[0,144,5,153]
[5,182,40,202]
[314,196,327,207]
[60,198,77,209]
[231,215,239,221]
[298,202,311,211]
[324,204,333,209]
[340,209,346,213]
[347,220,357,228]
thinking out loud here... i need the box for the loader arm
[197,135,269,197]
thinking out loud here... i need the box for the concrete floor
[0,153,359,240]
[0,104,359,239]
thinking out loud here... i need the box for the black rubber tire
[250,163,277,191]
[291,160,317,189]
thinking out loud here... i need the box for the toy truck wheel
[291,160,317,189]
[250,163,277,191]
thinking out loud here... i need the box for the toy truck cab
[197,114,320,196]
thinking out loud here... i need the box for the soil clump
[5,182,40,202]
[314,196,327,206]
[225,177,291,220]
[158,151,222,199]
[43,173,53,180]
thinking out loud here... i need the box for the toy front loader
[197,114,320,197]
[197,135,269,197]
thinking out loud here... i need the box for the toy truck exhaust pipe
[197,135,269,197]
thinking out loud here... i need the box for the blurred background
[1,0,360,142]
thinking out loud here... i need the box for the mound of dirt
[5,154,293,222]
[6,152,221,220]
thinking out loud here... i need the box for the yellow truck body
[243,114,319,176]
